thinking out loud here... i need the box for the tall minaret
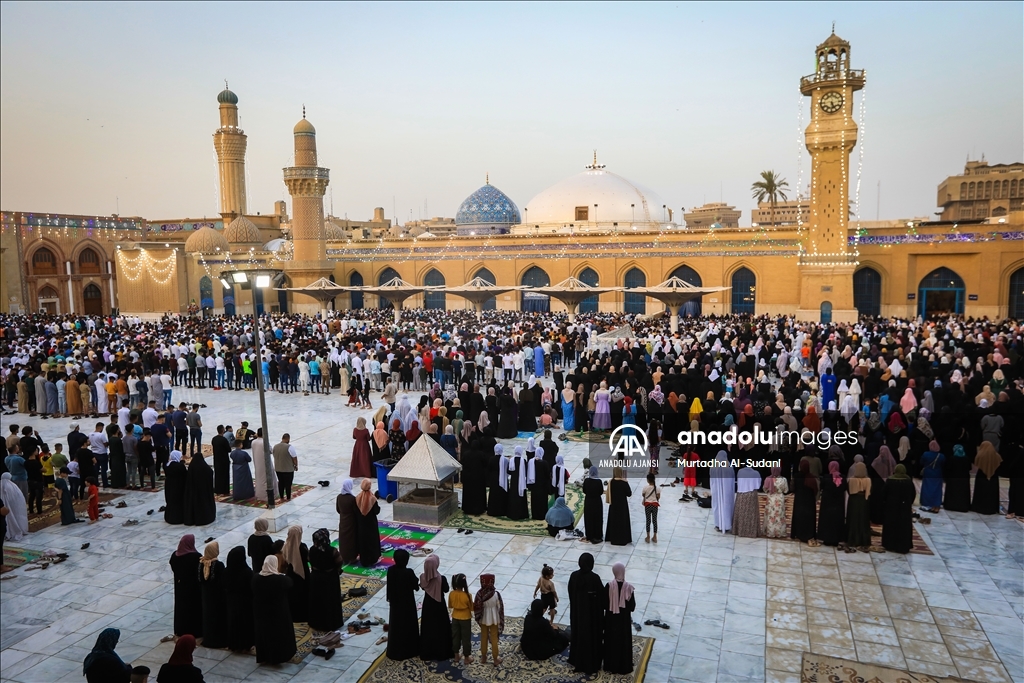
[283,110,330,263]
[213,83,247,219]
[796,30,865,324]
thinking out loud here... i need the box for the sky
[1,2,1020,224]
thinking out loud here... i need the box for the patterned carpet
[563,430,609,443]
[801,653,978,683]
[0,547,44,574]
[214,484,314,509]
[357,616,654,683]
[333,521,441,578]
[755,493,933,554]
[27,491,122,532]
[442,484,585,537]
[341,576,385,620]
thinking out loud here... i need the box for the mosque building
[2,31,1022,321]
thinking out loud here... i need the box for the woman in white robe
[94,374,109,415]
[710,450,735,533]
[1,473,30,541]
[250,436,277,503]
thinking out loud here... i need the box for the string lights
[116,248,177,284]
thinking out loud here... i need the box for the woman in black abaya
[942,444,971,512]
[518,386,537,432]
[163,450,187,525]
[791,460,819,545]
[170,533,203,638]
[386,549,420,661]
[247,518,274,575]
[567,552,604,675]
[605,467,632,546]
[418,554,453,661]
[281,525,310,622]
[460,441,488,515]
[497,389,518,439]
[505,446,529,520]
[223,546,255,652]
[603,562,636,674]
[971,442,1002,515]
[307,528,343,631]
[582,466,604,543]
[817,461,847,547]
[486,445,508,516]
[520,598,569,661]
[251,557,296,664]
[882,464,915,553]
[336,479,359,564]
[198,541,228,648]
[355,480,382,567]
[529,448,551,521]
[182,451,216,526]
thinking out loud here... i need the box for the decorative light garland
[116,248,177,284]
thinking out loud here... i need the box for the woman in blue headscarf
[545,496,575,537]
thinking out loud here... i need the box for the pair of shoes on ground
[643,619,670,630]
[311,648,336,660]
[456,528,474,535]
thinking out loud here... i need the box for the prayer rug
[214,484,314,509]
[801,652,978,683]
[0,547,43,574]
[27,492,121,533]
[441,484,585,537]
[334,521,441,578]
[357,616,654,683]
[341,576,386,621]
[517,430,542,439]
[756,494,933,555]
[563,430,610,444]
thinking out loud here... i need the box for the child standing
[448,573,474,665]
[642,472,661,543]
[67,458,82,500]
[533,564,559,624]
[682,447,698,500]
[86,476,100,523]
[473,573,504,667]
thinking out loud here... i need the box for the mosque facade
[2,31,1022,322]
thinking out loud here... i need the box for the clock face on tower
[819,91,844,114]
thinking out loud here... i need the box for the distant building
[387,216,457,238]
[684,203,740,229]
[936,160,1024,221]
[751,198,808,226]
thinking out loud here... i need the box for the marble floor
[1,385,1022,683]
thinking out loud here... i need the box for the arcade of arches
[12,239,115,316]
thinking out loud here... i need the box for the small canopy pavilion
[445,276,525,319]
[276,276,348,318]
[525,276,622,322]
[357,277,437,324]
[628,276,731,333]
[388,435,463,525]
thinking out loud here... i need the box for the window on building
[575,206,589,221]
[578,267,599,313]
[623,268,646,315]
[474,268,496,310]
[423,269,445,309]
[731,267,756,315]
[670,265,703,316]
[32,247,58,275]
[199,276,214,314]
[853,267,881,317]
[520,266,550,312]
[968,182,975,199]
[377,267,400,309]
[1010,267,1024,319]
[78,248,101,274]
[959,182,967,200]
[349,272,364,309]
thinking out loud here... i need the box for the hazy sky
[1,2,1020,224]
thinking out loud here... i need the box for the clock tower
[796,30,865,324]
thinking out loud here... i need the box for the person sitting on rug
[473,573,505,667]
[545,496,575,537]
[520,598,570,661]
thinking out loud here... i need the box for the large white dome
[521,163,671,231]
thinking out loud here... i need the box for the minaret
[283,109,330,263]
[796,30,865,324]
[213,83,247,219]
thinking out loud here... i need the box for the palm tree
[751,170,790,227]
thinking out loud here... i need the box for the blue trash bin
[374,459,399,503]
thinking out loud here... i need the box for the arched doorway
[1009,267,1024,319]
[378,267,400,309]
[669,264,702,316]
[578,267,599,313]
[82,284,103,315]
[349,272,364,309]
[853,267,882,317]
[199,276,214,317]
[78,248,102,274]
[475,268,497,310]
[521,266,550,312]
[328,274,337,311]
[32,247,59,275]
[918,267,964,316]
[277,275,289,313]
[38,285,59,314]
[820,301,832,324]
[624,268,646,314]
[223,283,235,317]
[731,267,756,314]
[424,269,445,309]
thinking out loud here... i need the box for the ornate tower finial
[486,172,489,185]
[225,79,229,89]
[584,150,606,171]
[302,104,306,119]
[593,150,598,166]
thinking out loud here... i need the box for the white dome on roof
[521,158,670,231]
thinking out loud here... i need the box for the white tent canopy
[387,434,463,486]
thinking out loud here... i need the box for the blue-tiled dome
[456,183,521,227]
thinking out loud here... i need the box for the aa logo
[608,424,649,459]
